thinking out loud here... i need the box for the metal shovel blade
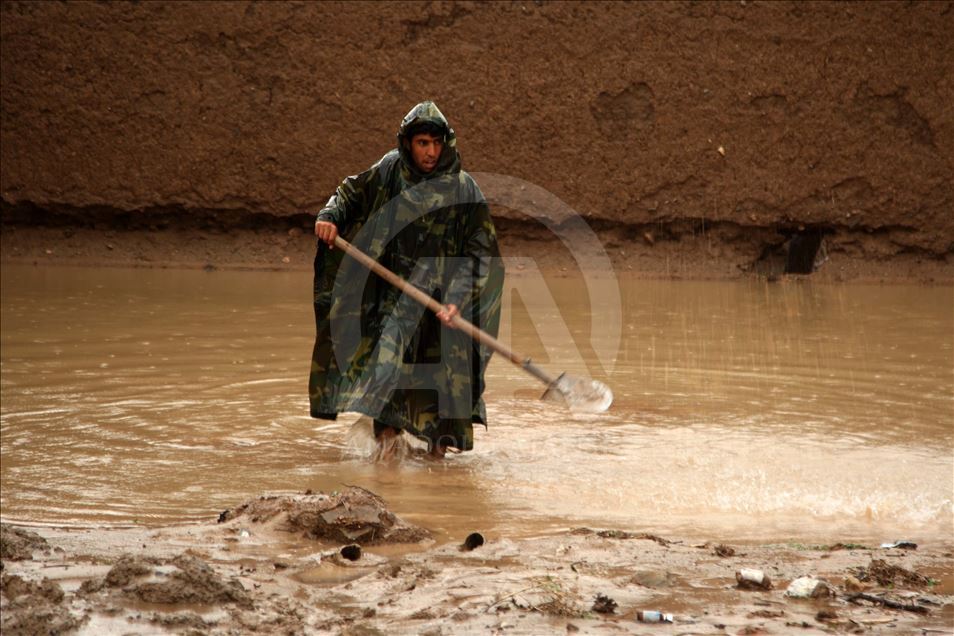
[541,373,614,413]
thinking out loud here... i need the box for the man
[310,101,503,459]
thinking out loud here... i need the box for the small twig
[486,584,538,612]
[846,593,929,614]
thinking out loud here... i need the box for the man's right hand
[314,220,338,248]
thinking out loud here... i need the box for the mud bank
[2,490,953,635]
[2,209,952,284]
[2,1,953,281]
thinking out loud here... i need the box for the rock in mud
[785,576,833,598]
[223,487,430,545]
[736,568,773,590]
[0,524,50,560]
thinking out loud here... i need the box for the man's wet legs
[373,419,402,462]
[429,434,459,459]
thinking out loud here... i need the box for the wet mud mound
[1,573,81,635]
[80,552,253,608]
[220,486,431,545]
[0,524,50,561]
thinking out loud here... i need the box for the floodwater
[1,264,952,544]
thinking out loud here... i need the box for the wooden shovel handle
[332,235,556,385]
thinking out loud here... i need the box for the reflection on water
[1,264,952,542]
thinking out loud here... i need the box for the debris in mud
[0,524,50,560]
[148,611,217,631]
[736,568,773,590]
[846,592,930,614]
[826,542,870,551]
[636,609,674,623]
[490,576,581,617]
[782,621,812,630]
[747,609,785,619]
[591,593,617,614]
[852,558,930,588]
[785,576,833,598]
[0,515,950,635]
[695,540,744,556]
[880,540,917,550]
[815,609,839,622]
[220,487,430,545]
[570,527,672,546]
[462,532,485,551]
[340,544,362,561]
[714,543,736,557]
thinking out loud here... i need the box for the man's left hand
[436,304,459,326]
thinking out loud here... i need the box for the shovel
[333,236,613,413]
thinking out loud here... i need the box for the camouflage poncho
[309,101,503,451]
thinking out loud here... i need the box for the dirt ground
[2,220,952,285]
[2,489,952,636]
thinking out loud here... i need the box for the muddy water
[1,264,951,544]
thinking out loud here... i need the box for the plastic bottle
[636,610,674,623]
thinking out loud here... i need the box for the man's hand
[315,220,338,248]
[436,304,459,326]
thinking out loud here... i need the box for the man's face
[409,132,444,173]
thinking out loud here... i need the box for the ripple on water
[1,267,951,541]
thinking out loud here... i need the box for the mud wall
[2,1,952,258]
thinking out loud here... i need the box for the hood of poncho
[396,100,461,182]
